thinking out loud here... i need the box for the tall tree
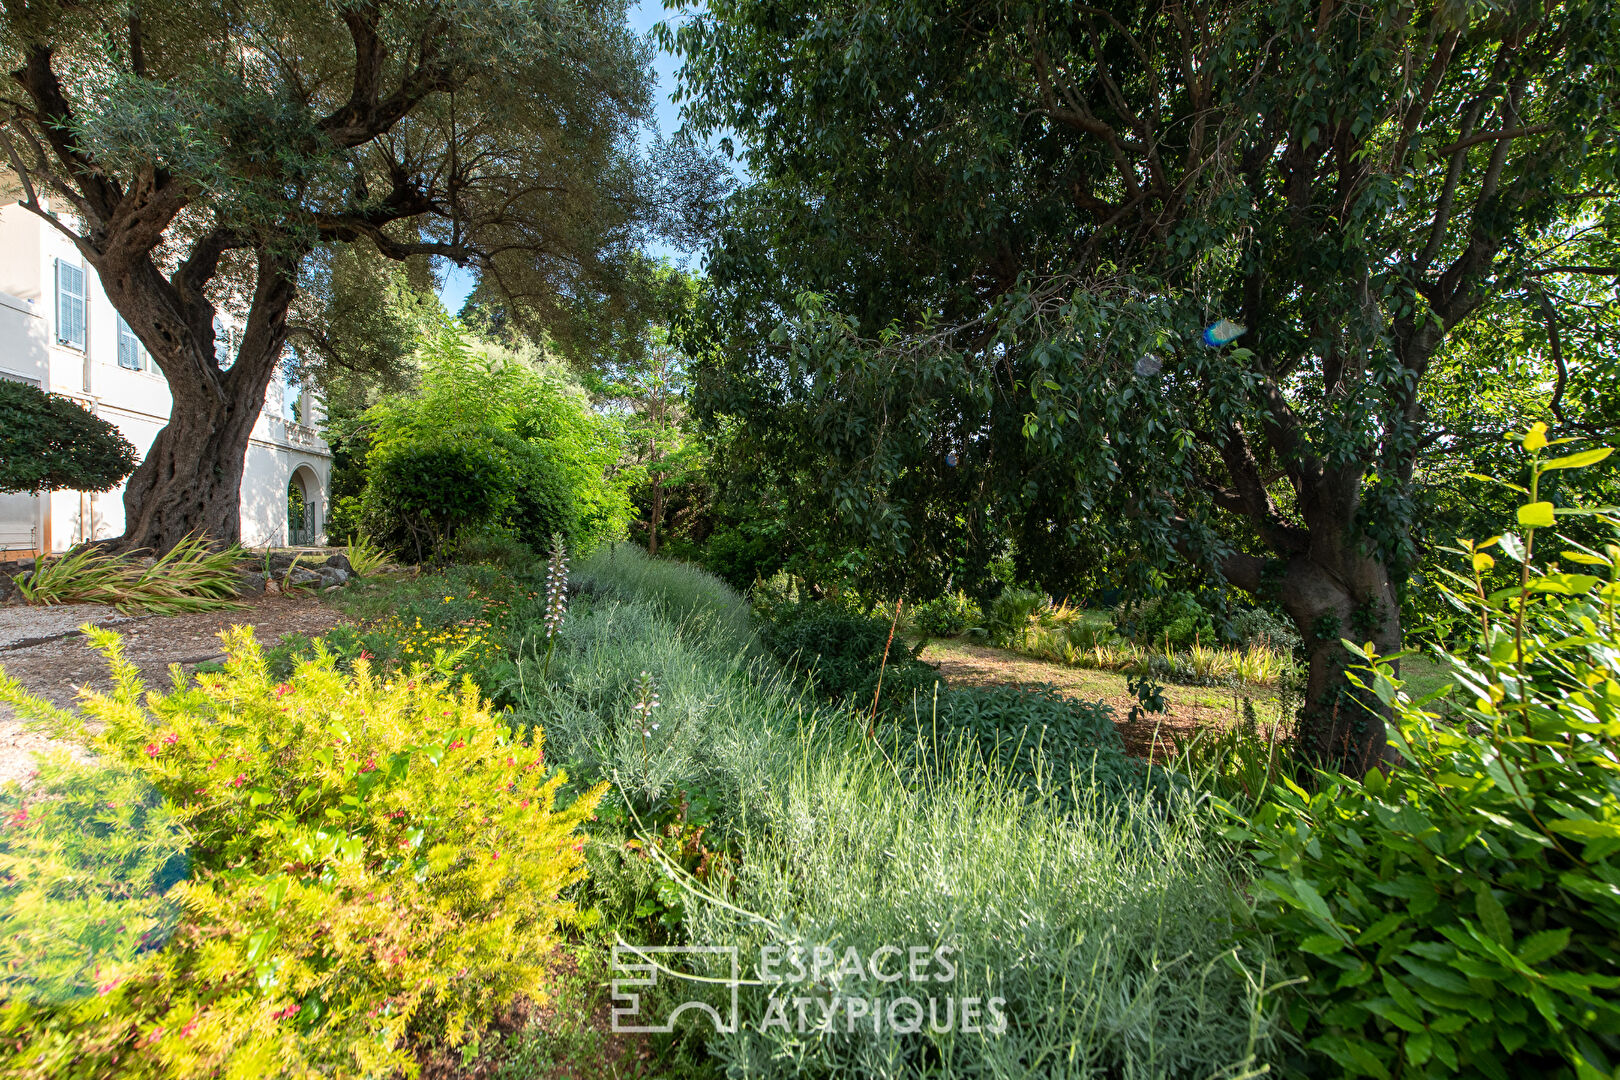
[671,0,1620,767]
[1,0,661,552]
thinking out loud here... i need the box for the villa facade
[0,203,330,556]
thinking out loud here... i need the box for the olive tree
[1,0,662,552]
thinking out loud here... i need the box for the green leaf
[1547,818,1620,840]
[1517,502,1556,528]
[1300,933,1347,955]
[1405,1030,1433,1066]
[1540,448,1612,471]
[1308,1035,1393,1080]
[1519,928,1571,965]
[1475,887,1513,946]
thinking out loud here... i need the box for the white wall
[0,203,332,553]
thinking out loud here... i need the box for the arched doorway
[287,466,321,546]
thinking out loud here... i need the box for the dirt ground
[919,637,1280,759]
[0,593,345,787]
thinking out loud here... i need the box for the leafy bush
[1237,436,1620,1079]
[16,533,246,614]
[977,586,1049,645]
[699,519,789,592]
[1115,590,1217,648]
[0,764,189,1006]
[762,599,927,705]
[361,435,515,562]
[0,628,603,1077]
[908,591,980,637]
[454,530,538,569]
[356,320,632,556]
[1228,606,1302,654]
[0,379,139,495]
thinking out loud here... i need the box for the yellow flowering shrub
[0,627,604,1078]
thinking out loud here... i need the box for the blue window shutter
[117,315,142,370]
[55,260,86,349]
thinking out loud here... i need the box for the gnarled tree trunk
[96,248,300,553]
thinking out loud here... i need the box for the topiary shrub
[1238,437,1620,1079]
[0,626,603,1078]
[361,435,515,562]
[0,380,139,494]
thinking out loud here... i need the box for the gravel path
[0,603,136,649]
[0,594,346,788]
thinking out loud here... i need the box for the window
[55,259,86,349]
[116,315,143,371]
[213,316,233,369]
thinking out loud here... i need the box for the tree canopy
[669,0,1620,766]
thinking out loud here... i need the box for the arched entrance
[287,465,321,546]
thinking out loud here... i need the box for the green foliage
[0,627,603,1078]
[573,542,757,659]
[1114,591,1218,650]
[761,599,927,706]
[667,0,1620,724]
[886,684,1152,806]
[977,587,1050,646]
[1237,440,1620,1078]
[0,380,139,495]
[908,590,980,638]
[16,533,245,615]
[681,725,1280,1078]
[356,320,632,561]
[505,536,1285,1077]
[362,436,516,562]
[0,764,189,1006]
[341,533,392,576]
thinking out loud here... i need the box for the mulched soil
[0,592,345,787]
[919,637,1268,760]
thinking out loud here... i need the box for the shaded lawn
[917,637,1455,760]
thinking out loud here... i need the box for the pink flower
[144,743,160,757]
[273,683,293,697]
[271,1003,301,1021]
[229,773,248,788]
[360,758,377,774]
[162,732,179,746]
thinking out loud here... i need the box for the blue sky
[437,0,690,313]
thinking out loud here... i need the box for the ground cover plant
[0,626,602,1078]
[13,534,246,615]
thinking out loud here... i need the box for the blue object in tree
[1134,353,1163,376]
[1201,319,1247,346]
[945,450,959,467]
